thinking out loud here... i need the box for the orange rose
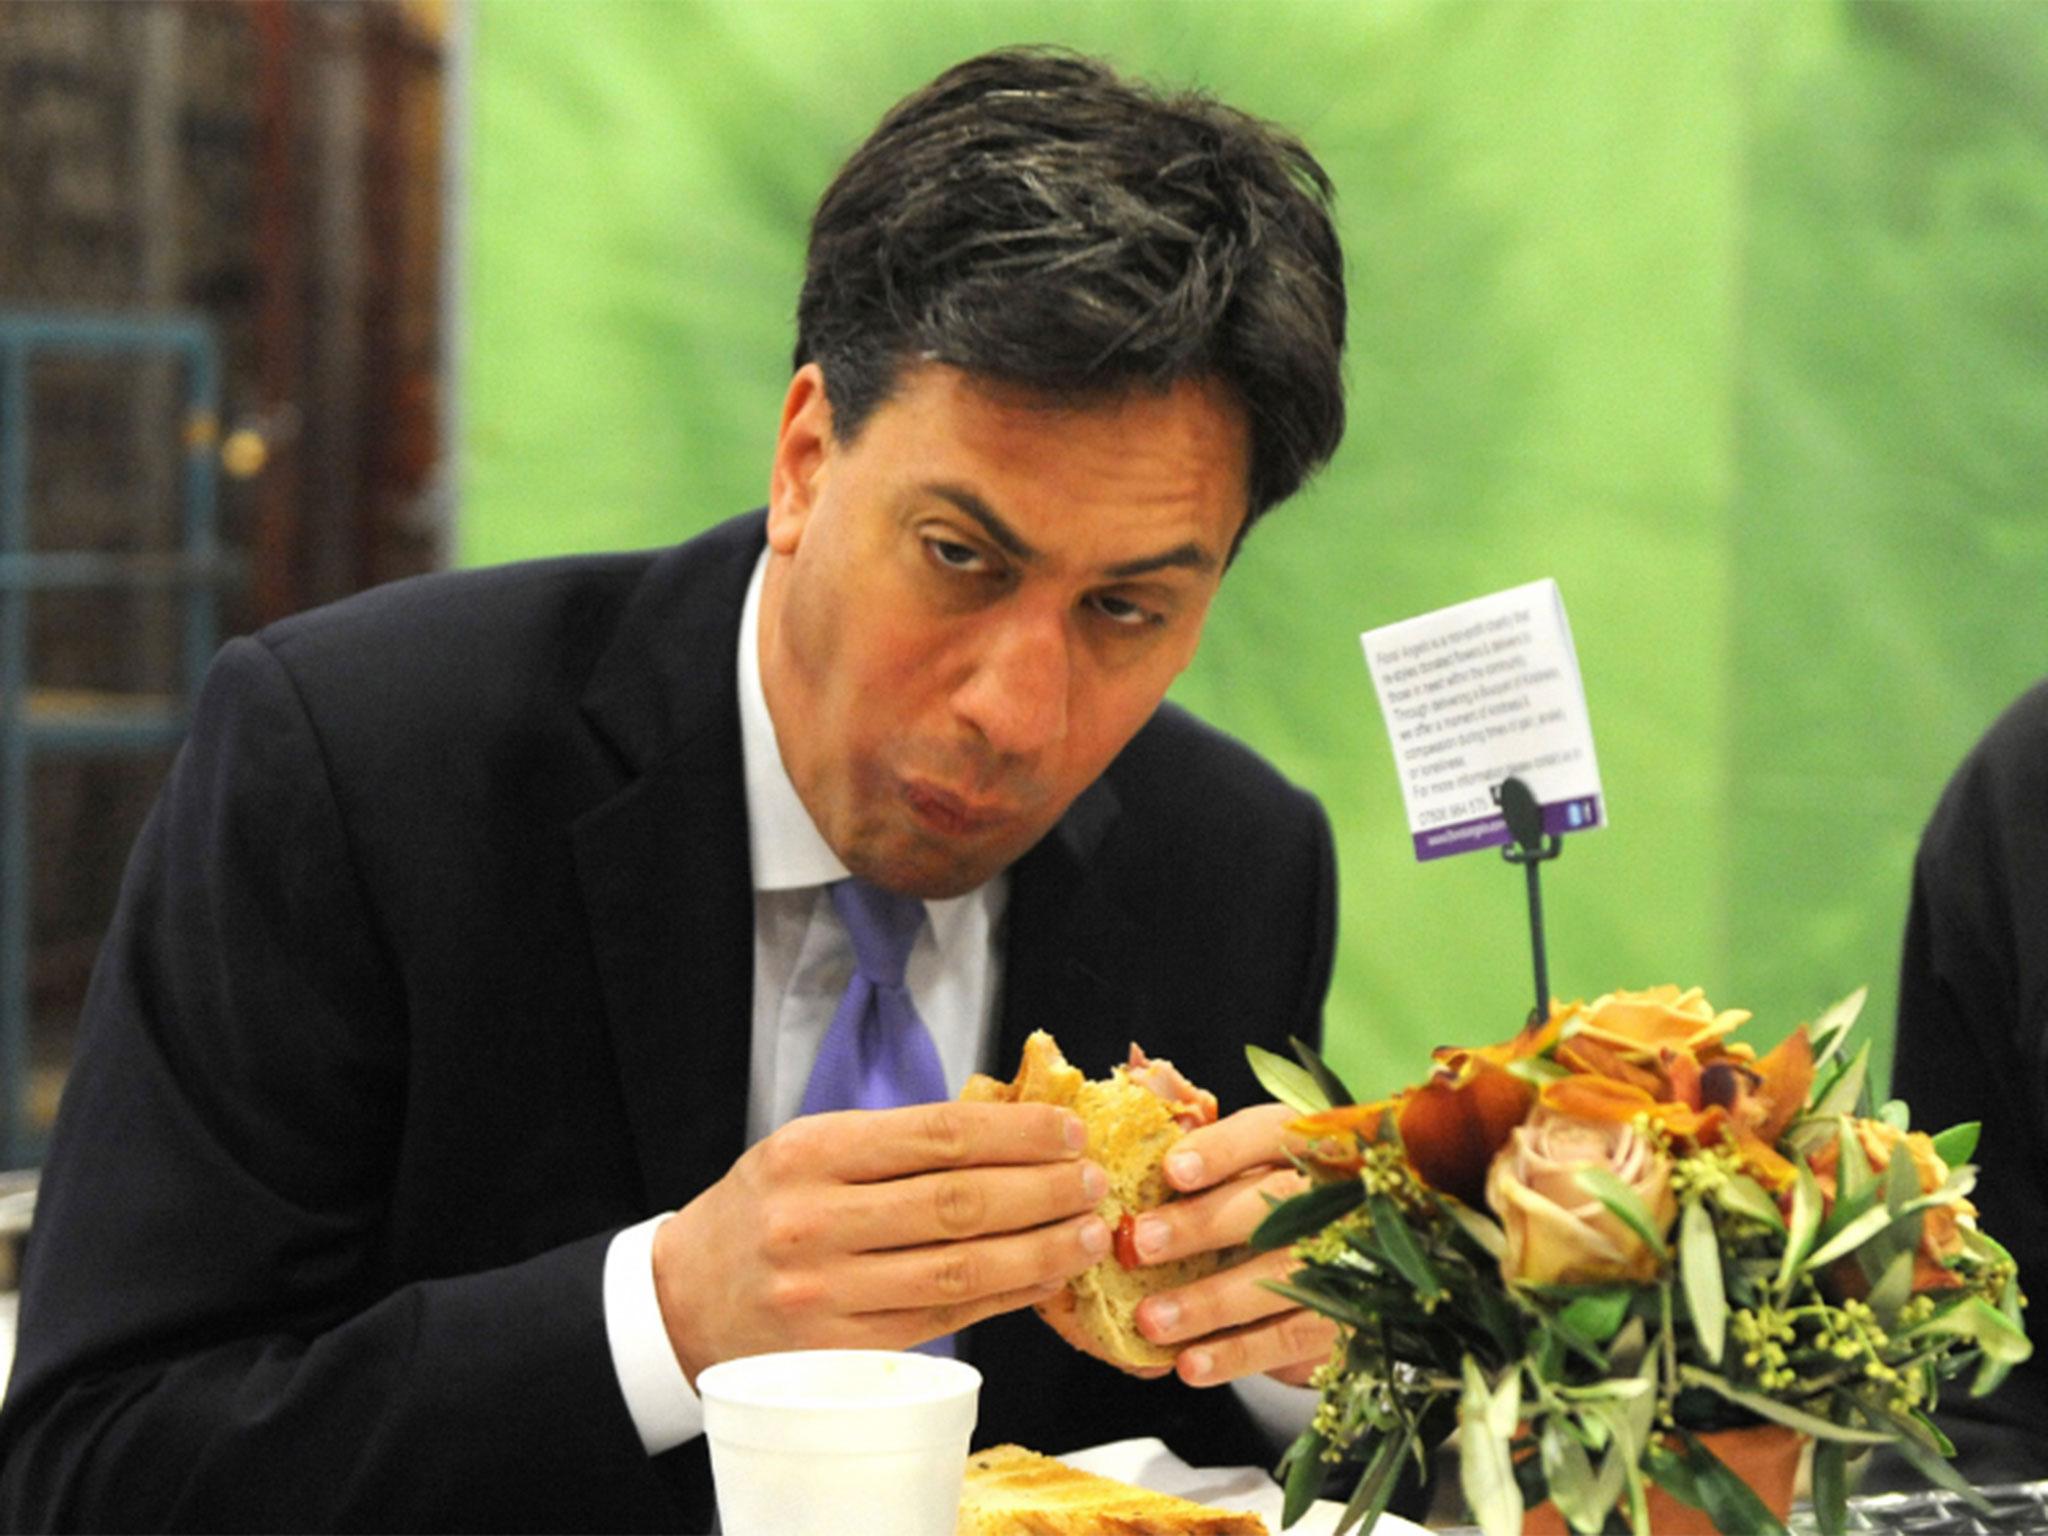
[1486,1108,1677,1286]
[1553,985,1752,1063]
[1808,1119,1976,1295]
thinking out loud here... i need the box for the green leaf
[1810,1181,1878,1253]
[1459,1358,1523,1536]
[1556,1288,1633,1346]
[1446,1198,1508,1261]
[1903,1165,1978,1215]
[1675,1366,1893,1443]
[1978,1267,2031,1395]
[1575,1168,1668,1258]
[1882,1146,1921,1214]
[1806,987,1868,1074]
[1245,1044,1330,1116]
[1900,1293,2035,1364]
[1539,1417,1605,1534]
[1776,1163,1823,1293]
[1803,1204,1896,1274]
[1250,1178,1365,1251]
[1865,1247,1916,1324]
[1640,1442,1703,1515]
[1930,1121,1981,1168]
[1961,1224,2017,1268]
[1290,1033,1355,1109]
[1332,1427,1409,1536]
[1366,1193,1444,1302]
[1856,1402,1995,1515]
[1671,1429,1790,1536]
[1877,1097,1911,1133]
[1504,1055,1571,1087]
[1279,1426,1328,1530]
[1714,1173,1785,1234]
[1259,1276,1376,1331]
[1809,1042,1872,1123]
[1812,1441,1849,1536]
[1835,1118,1875,1203]
[1469,1276,1527,1360]
[1678,1201,1727,1366]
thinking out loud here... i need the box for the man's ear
[767,363,834,555]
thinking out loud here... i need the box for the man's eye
[924,537,988,573]
[1089,593,1160,629]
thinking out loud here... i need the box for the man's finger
[1129,1166,1306,1265]
[779,1100,1086,1182]
[833,1212,1111,1314]
[1172,1308,1340,1389]
[1135,1245,1300,1346]
[849,1277,1071,1353]
[1161,1101,1304,1192]
[831,1159,1107,1252]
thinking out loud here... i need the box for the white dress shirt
[601,550,1006,1454]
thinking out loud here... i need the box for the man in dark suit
[0,46,1349,1531]
[1877,678,2048,1486]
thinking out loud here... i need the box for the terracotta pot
[1519,1423,1805,1536]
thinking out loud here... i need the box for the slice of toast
[956,1444,1270,1535]
[961,1032,1232,1371]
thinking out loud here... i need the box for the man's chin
[843,827,1046,900]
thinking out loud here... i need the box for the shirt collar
[735,550,1000,948]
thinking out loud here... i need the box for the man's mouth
[901,779,1016,836]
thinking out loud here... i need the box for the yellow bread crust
[956,1444,1270,1535]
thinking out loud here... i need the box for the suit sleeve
[0,638,665,1532]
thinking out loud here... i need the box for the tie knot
[830,878,926,989]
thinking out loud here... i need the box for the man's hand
[1126,1102,1338,1388]
[652,1102,1111,1384]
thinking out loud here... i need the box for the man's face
[758,361,1251,898]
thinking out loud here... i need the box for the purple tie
[798,878,953,1357]
[799,879,948,1114]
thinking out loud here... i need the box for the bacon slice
[1125,1043,1219,1130]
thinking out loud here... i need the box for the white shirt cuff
[603,1213,704,1455]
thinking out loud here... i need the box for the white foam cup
[697,1348,982,1536]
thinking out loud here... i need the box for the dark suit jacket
[1873,677,2048,1488]
[0,512,1337,1533]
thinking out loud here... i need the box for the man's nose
[953,607,1071,760]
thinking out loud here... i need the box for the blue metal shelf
[0,309,227,1168]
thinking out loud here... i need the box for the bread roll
[962,1031,1234,1371]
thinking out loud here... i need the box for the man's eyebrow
[927,484,1220,579]
[930,486,1038,562]
[1103,542,1217,579]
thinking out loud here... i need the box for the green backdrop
[462,0,2048,1102]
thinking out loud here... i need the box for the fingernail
[1145,1297,1182,1334]
[1079,1219,1111,1256]
[1081,1162,1108,1201]
[1184,1349,1214,1383]
[1063,1113,1088,1152]
[1165,1150,1202,1187]
[1134,1216,1168,1259]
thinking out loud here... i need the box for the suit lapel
[572,516,764,1212]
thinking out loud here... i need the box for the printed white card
[1361,578,1604,862]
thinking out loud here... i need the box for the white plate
[1062,1437,1431,1535]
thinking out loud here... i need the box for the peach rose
[1486,1108,1677,1286]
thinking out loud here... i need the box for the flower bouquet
[1248,986,2031,1536]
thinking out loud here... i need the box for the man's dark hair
[795,46,1347,527]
